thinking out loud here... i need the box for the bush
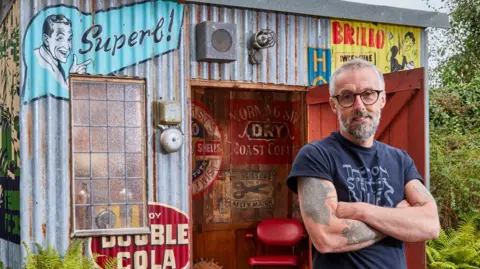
[22,239,117,269]
[427,214,480,268]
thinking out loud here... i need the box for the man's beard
[339,109,381,140]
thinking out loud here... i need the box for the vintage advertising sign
[22,0,184,103]
[191,101,223,198]
[308,48,332,86]
[220,171,275,210]
[90,203,189,269]
[330,19,421,74]
[0,176,20,244]
[229,99,300,165]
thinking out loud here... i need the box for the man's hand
[70,54,92,74]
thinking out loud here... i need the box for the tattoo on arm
[341,219,384,245]
[299,177,336,226]
[412,182,435,204]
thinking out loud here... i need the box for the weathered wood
[190,79,308,92]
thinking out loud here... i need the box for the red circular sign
[90,203,189,269]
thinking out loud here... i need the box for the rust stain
[27,110,32,158]
[42,223,46,236]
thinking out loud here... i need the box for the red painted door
[306,68,426,269]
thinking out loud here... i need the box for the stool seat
[248,255,300,266]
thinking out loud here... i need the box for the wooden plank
[190,79,308,92]
[236,228,257,269]
[320,103,337,139]
[308,105,322,142]
[389,103,409,151]
[375,90,416,140]
[203,230,235,269]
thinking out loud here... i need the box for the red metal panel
[306,68,426,269]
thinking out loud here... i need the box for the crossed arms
[298,177,440,253]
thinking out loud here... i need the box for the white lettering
[102,236,116,248]
[117,252,131,269]
[134,250,148,269]
[151,224,165,245]
[177,224,189,244]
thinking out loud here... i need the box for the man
[287,59,440,268]
[34,14,91,89]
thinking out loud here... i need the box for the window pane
[91,127,108,152]
[125,128,142,152]
[126,154,143,178]
[75,180,90,204]
[110,179,126,203]
[127,205,144,228]
[72,100,89,125]
[72,83,89,99]
[109,128,124,152]
[74,154,90,178]
[125,84,141,101]
[126,179,143,203]
[75,205,92,230]
[112,205,127,229]
[92,154,108,178]
[92,179,108,204]
[91,101,107,126]
[107,84,124,101]
[93,205,116,229]
[108,101,125,126]
[90,83,107,100]
[125,102,142,127]
[109,153,125,177]
[74,127,89,152]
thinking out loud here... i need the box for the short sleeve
[403,151,424,185]
[286,143,333,193]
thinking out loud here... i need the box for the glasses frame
[332,89,384,108]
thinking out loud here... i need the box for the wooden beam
[190,79,308,92]
[375,90,417,140]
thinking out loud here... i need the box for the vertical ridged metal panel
[19,1,189,267]
[188,4,330,86]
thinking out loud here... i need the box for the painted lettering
[332,21,385,49]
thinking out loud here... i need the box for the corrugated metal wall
[188,4,330,86]
[19,0,188,267]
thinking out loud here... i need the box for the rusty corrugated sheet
[188,4,330,86]
[19,0,189,267]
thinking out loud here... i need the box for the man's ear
[42,34,49,47]
[380,91,386,109]
[329,97,338,115]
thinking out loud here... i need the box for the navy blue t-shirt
[287,131,423,269]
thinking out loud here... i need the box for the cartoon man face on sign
[33,14,91,88]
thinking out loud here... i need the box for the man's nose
[352,95,366,110]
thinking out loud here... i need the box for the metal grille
[70,76,148,237]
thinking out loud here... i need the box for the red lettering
[361,27,367,47]
[376,30,385,49]
[344,23,355,45]
[332,21,343,44]
[356,26,359,45]
[369,28,375,47]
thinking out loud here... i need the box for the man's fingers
[79,59,92,67]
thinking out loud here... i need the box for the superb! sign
[22,0,184,103]
[90,203,189,269]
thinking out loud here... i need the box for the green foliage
[427,214,480,269]
[0,260,11,269]
[427,0,480,86]
[430,130,480,228]
[22,240,118,269]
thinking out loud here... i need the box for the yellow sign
[331,19,421,74]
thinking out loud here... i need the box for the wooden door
[306,68,426,269]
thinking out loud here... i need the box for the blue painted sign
[308,48,332,86]
[22,1,184,103]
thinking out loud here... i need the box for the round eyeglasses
[332,89,383,108]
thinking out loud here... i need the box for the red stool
[246,218,306,268]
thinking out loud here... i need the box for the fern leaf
[430,261,458,269]
[103,256,119,269]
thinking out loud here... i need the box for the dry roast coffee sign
[90,203,189,269]
[229,99,300,164]
[191,101,223,198]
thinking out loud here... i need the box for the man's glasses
[332,89,383,108]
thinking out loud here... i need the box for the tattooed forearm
[341,219,384,245]
[412,182,435,204]
[299,177,336,226]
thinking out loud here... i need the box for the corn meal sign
[308,20,421,86]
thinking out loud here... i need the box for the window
[70,75,148,237]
